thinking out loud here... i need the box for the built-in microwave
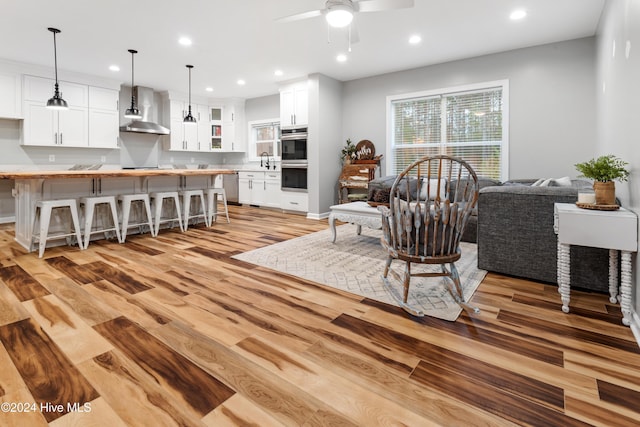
[281,127,307,161]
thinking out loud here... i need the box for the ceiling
[1,0,605,100]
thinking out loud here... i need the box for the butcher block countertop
[0,168,237,180]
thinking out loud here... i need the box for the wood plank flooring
[0,204,639,426]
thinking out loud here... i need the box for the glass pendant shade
[124,49,142,120]
[46,28,68,110]
[183,65,197,125]
[326,7,353,27]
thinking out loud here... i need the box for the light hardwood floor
[0,204,639,426]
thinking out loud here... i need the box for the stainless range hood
[120,86,170,135]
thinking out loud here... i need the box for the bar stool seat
[79,195,122,249]
[149,191,183,235]
[118,193,155,241]
[179,189,210,230]
[30,199,83,258]
[206,187,230,224]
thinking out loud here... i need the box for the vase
[593,181,615,205]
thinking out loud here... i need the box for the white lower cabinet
[239,171,266,206]
[280,191,308,212]
[239,170,307,212]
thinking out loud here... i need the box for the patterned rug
[233,224,487,321]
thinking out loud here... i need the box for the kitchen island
[0,168,236,251]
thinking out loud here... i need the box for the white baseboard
[306,212,330,220]
[0,216,15,224]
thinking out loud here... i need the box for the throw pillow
[552,176,572,187]
[419,178,447,200]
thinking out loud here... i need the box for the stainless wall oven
[281,162,308,192]
[281,127,307,161]
[281,127,308,192]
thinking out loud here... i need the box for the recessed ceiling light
[510,9,527,20]
[274,69,283,77]
[108,65,120,72]
[237,79,246,86]
[205,87,213,92]
[178,37,192,46]
[409,35,422,45]
[336,54,347,62]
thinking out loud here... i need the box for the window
[387,80,508,180]
[248,119,280,161]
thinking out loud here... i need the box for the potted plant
[341,138,357,164]
[574,154,629,205]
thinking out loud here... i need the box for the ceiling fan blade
[275,9,324,24]
[355,0,414,13]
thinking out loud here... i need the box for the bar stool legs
[79,196,122,249]
[150,191,184,235]
[179,189,210,230]
[30,199,83,258]
[206,188,230,224]
[119,194,155,241]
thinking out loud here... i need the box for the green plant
[341,138,357,162]
[574,154,629,182]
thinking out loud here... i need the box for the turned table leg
[620,251,633,326]
[608,249,619,304]
[557,241,571,313]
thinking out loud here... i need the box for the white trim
[386,79,510,179]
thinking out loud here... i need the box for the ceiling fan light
[326,7,353,28]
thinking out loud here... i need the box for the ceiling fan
[276,0,415,29]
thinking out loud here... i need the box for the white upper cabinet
[0,71,22,119]
[165,98,210,152]
[221,99,245,152]
[280,81,308,128]
[88,86,119,148]
[22,75,119,148]
[23,76,89,147]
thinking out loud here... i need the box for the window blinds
[391,86,505,179]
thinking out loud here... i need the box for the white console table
[554,202,638,325]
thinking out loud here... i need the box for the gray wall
[596,0,640,334]
[342,37,597,180]
[307,73,343,217]
[245,94,279,122]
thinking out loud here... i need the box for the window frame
[247,118,281,162]
[385,80,509,181]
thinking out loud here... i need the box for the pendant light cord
[52,31,59,84]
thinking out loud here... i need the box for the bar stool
[118,193,155,241]
[179,189,210,230]
[206,187,230,224]
[149,191,184,235]
[79,196,122,249]
[30,199,84,258]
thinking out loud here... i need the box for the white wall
[596,0,640,338]
[342,37,597,180]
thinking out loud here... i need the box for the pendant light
[46,27,68,110]
[124,49,142,119]
[183,65,197,125]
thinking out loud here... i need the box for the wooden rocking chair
[379,155,480,317]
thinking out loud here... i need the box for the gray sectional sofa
[477,179,611,293]
[368,176,612,293]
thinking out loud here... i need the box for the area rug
[233,224,487,321]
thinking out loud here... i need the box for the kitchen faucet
[260,152,270,169]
